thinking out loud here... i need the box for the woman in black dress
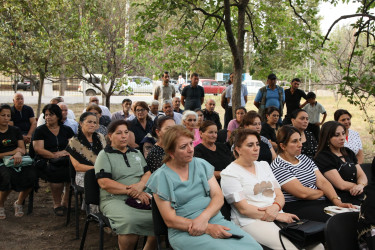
[194,120,232,180]
[291,109,317,159]
[314,121,367,205]
[146,116,175,173]
[0,104,37,219]
[33,104,74,216]
[260,106,279,151]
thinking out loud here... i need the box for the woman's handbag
[274,219,325,250]
[125,197,151,210]
[2,156,34,172]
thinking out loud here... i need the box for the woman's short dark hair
[107,119,129,135]
[235,107,247,114]
[194,108,203,114]
[276,125,301,153]
[42,104,63,125]
[334,109,352,121]
[86,103,102,114]
[316,121,347,157]
[133,101,149,112]
[199,120,217,132]
[152,116,175,138]
[265,106,279,116]
[290,109,307,120]
[0,103,11,113]
[79,111,97,123]
[240,111,261,128]
[232,128,260,158]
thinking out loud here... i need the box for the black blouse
[260,122,278,143]
[315,148,362,204]
[146,145,165,173]
[302,130,317,159]
[194,142,232,172]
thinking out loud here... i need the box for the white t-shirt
[221,161,280,226]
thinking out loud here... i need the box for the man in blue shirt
[254,73,285,122]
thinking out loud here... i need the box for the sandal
[14,200,24,217]
[0,207,5,219]
[54,206,65,217]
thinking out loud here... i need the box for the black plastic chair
[79,169,111,250]
[325,212,360,250]
[151,198,171,250]
[66,161,84,239]
[217,129,228,143]
[361,163,373,182]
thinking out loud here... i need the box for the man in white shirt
[154,71,176,110]
[84,96,111,117]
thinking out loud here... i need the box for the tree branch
[190,19,223,66]
[288,0,311,31]
[322,13,375,46]
[245,7,259,45]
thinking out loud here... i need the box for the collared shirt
[225,84,248,107]
[64,118,79,134]
[11,105,35,134]
[156,112,183,125]
[202,109,222,130]
[154,84,176,110]
[174,108,184,114]
[181,85,205,111]
[303,102,326,124]
[254,86,285,109]
[285,88,307,115]
[111,110,135,121]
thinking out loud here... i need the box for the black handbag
[275,219,325,249]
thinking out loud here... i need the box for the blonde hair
[162,125,194,163]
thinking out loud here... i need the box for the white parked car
[242,80,265,95]
[127,76,154,95]
[78,74,132,96]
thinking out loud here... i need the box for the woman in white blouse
[334,109,364,164]
[221,128,323,250]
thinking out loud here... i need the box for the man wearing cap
[254,73,285,122]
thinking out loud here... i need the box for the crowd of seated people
[2,85,373,250]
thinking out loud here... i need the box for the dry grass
[29,94,374,163]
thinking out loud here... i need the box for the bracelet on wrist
[273,202,282,211]
[358,183,366,187]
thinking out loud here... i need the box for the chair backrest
[84,169,100,206]
[325,212,360,250]
[151,197,168,236]
[361,163,373,182]
[221,199,231,221]
[217,129,228,143]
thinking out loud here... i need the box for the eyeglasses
[187,119,196,122]
[136,109,145,113]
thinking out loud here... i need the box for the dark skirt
[283,199,331,223]
[0,165,37,192]
[35,156,70,183]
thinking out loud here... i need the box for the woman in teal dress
[94,120,155,250]
[146,125,261,250]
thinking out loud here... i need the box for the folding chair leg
[66,187,73,225]
[74,191,80,239]
[99,221,105,250]
[156,236,163,250]
[27,190,34,215]
[79,219,90,250]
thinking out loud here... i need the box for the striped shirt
[270,154,324,202]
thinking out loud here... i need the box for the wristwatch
[332,196,341,201]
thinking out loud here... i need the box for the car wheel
[86,89,96,96]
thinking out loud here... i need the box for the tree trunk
[223,0,248,117]
[59,70,67,96]
[37,72,45,117]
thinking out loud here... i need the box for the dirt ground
[0,181,126,250]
